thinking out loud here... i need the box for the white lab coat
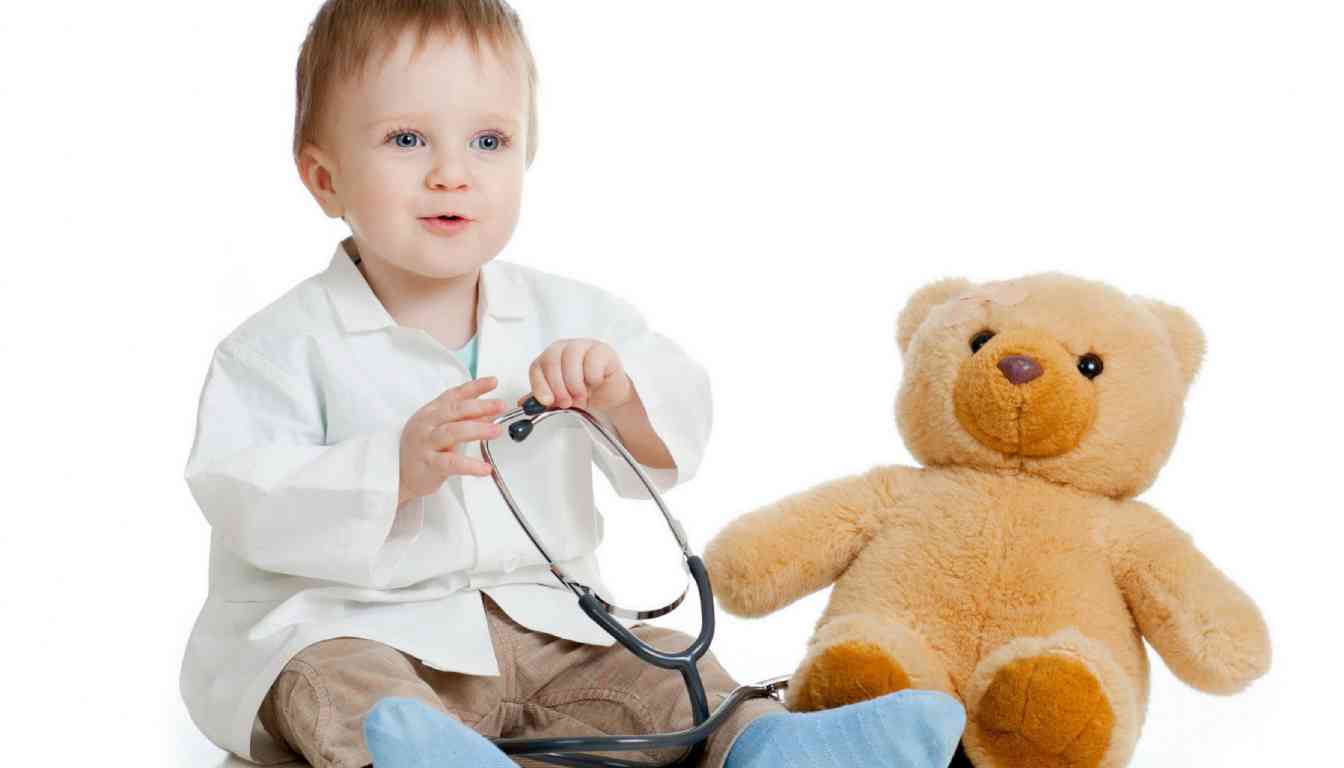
[180,239,712,764]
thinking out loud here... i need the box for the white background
[2,1,1340,765]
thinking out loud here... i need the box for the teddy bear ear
[897,277,975,356]
[1139,297,1207,390]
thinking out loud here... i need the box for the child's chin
[385,248,494,279]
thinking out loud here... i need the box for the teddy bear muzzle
[953,330,1097,458]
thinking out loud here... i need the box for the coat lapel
[323,248,549,576]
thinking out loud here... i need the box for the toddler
[180,2,965,767]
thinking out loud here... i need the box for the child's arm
[523,296,711,501]
[521,338,674,470]
[601,387,676,470]
[598,296,710,498]
[184,339,486,589]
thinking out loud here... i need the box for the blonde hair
[293,0,539,165]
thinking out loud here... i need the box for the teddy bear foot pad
[791,639,913,711]
[971,652,1115,768]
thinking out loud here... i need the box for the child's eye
[385,129,424,149]
[470,132,511,152]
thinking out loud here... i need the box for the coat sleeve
[183,339,424,588]
[588,295,712,500]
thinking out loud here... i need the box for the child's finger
[426,393,503,424]
[542,356,570,407]
[432,450,494,477]
[435,377,498,406]
[584,344,615,390]
[429,419,503,451]
[528,360,553,406]
[561,343,589,402]
[444,397,506,422]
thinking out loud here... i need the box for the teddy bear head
[895,273,1205,499]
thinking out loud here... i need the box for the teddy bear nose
[998,355,1043,385]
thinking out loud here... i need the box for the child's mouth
[420,214,471,235]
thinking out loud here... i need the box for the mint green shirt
[451,335,479,378]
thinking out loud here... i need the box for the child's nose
[426,152,471,191]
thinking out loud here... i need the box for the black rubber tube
[492,557,731,767]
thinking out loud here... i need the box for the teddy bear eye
[1078,353,1104,379]
[969,330,996,354]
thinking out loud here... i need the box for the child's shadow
[210,744,975,767]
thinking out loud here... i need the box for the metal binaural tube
[479,398,692,620]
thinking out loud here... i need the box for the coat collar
[321,237,528,334]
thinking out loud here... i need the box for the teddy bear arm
[703,468,898,618]
[1109,502,1271,694]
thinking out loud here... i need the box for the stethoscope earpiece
[509,396,550,442]
[508,419,534,442]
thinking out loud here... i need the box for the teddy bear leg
[961,630,1139,768]
[786,612,954,712]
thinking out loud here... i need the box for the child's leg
[259,636,503,768]
[499,614,964,768]
[362,698,517,768]
[720,689,965,768]
[496,617,786,767]
[339,596,759,766]
[347,596,963,767]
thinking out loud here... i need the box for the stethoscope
[478,396,789,768]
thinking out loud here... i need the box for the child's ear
[296,143,345,220]
[1138,297,1206,392]
[897,277,974,356]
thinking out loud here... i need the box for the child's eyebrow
[364,113,431,131]
[479,113,521,131]
[363,112,521,132]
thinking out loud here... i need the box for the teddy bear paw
[977,653,1112,768]
[964,633,1139,768]
[789,639,913,712]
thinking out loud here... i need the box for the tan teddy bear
[703,273,1270,768]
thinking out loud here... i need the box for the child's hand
[398,377,507,506]
[520,339,634,413]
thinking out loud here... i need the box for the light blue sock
[362,697,515,768]
[724,690,966,768]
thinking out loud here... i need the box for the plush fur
[704,273,1270,768]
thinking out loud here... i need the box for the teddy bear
[703,273,1270,768]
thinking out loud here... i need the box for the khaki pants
[259,592,786,768]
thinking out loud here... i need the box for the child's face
[301,29,529,279]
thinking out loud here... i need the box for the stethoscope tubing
[476,397,789,766]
